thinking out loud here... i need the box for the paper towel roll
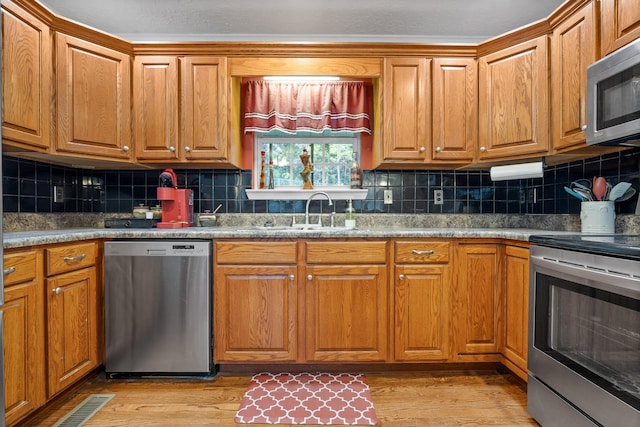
[490,161,544,181]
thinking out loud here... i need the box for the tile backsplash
[3,148,639,216]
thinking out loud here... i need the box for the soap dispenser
[345,199,356,228]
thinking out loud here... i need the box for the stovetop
[530,234,640,260]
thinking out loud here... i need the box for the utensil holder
[580,201,615,233]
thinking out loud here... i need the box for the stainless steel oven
[528,236,640,427]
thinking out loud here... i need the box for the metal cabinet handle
[412,249,434,255]
[53,287,62,294]
[289,275,295,281]
[419,146,426,152]
[122,145,130,152]
[435,146,442,153]
[64,254,86,262]
[581,124,587,131]
[307,274,313,281]
[479,146,487,152]
[169,146,176,152]
[3,267,16,275]
[184,146,191,152]
[399,274,405,280]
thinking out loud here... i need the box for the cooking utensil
[592,176,608,201]
[573,187,593,201]
[564,186,586,201]
[607,182,632,202]
[570,180,593,200]
[212,203,223,214]
[616,187,636,202]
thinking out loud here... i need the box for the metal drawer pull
[289,275,295,281]
[53,287,62,294]
[399,274,405,280]
[64,254,86,262]
[412,250,434,255]
[3,267,16,275]
[307,275,313,280]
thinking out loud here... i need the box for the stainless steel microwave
[587,37,640,147]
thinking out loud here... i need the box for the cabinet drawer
[395,241,450,264]
[45,242,96,276]
[3,250,38,286]
[215,241,297,264]
[305,241,387,264]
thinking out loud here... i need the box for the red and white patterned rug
[235,372,378,425]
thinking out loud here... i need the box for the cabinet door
[305,264,388,362]
[1,0,51,150]
[551,2,597,152]
[214,265,298,362]
[394,265,450,361]
[478,37,549,160]
[46,267,98,397]
[453,244,502,359]
[432,57,477,163]
[133,56,179,161]
[382,57,431,162]
[3,279,46,426]
[55,33,131,159]
[181,56,229,161]
[601,0,640,56]
[502,245,529,380]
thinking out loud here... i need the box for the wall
[3,148,639,217]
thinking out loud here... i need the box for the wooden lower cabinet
[393,241,451,361]
[452,242,503,361]
[45,242,99,398]
[214,239,388,363]
[3,249,46,427]
[501,245,530,381]
[303,240,388,362]
[304,264,388,362]
[214,265,298,362]
[214,241,298,362]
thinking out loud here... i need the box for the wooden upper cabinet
[551,2,597,152]
[135,55,232,164]
[133,56,179,161]
[382,57,431,163]
[431,58,477,163]
[478,36,549,161]
[601,0,640,56]
[181,56,229,161]
[55,33,132,160]
[1,0,51,151]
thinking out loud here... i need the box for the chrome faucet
[304,191,334,227]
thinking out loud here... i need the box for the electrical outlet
[384,190,393,204]
[54,186,64,203]
[434,189,443,205]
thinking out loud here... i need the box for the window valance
[244,80,371,134]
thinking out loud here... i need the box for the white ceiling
[37,0,566,44]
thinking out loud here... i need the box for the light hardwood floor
[24,370,539,426]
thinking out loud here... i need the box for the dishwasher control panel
[104,240,211,257]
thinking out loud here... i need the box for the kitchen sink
[238,225,368,232]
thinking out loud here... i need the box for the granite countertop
[2,226,577,249]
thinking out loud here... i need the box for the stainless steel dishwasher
[104,240,212,375]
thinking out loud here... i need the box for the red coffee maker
[156,169,194,228]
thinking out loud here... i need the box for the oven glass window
[596,63,640,130]
[534,273,640,410]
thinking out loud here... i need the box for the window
[254,131,360,189]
